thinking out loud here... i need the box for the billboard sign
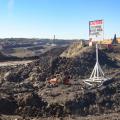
[89,20,104,41]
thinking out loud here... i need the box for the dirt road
[0,60,33,67]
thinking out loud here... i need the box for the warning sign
[89,20,104,41]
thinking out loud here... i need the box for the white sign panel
[89,20,104,41]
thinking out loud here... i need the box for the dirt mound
[65,81,120,116]
[0,45,120,118]
[1,45,119,83]
[103,45,120,64]
[54,50,118,78]
[41,46,67,58]
[0,45,118,84]
[16,92,48,117]
[60,42,85,58]
[0,80,119,117]
[0,95,17,114]
[27,46,118,81]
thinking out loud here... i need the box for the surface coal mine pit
[0,43,120,120]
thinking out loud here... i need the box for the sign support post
[84,44,109,86]
[84,20,111,86]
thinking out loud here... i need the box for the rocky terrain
[0,42,120,120]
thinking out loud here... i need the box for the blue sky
[0,0,120,39]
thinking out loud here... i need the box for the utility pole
[50,35,55,75]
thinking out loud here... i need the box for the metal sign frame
[84,44,110,86]
[83,20,110,87]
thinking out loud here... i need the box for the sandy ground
[0,60,33,67]
[0,113,120,120]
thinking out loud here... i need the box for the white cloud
[8,0,15,15]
